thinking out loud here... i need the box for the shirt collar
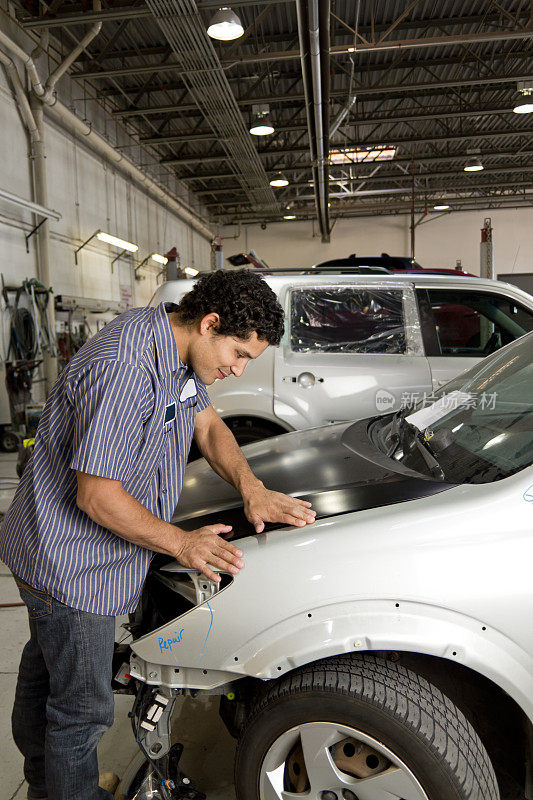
[152,301,185,379]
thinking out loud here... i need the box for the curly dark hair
[175,269,284,345]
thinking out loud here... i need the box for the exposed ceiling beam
[86,40,529,70]
[226,195,533,221]
[194,163,533,196]
[22,8,514,30]
[202,178,533,207]
[140,106,518,145]
[178,149,533,182]
[75,29,532,78]
[96,49,530,97]
[161,126,533,165]
[111,72,531,117]
[82,45,170,62]
[20,0,291,28]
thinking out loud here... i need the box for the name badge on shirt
[164,402,176,425]
[179,378,197,403]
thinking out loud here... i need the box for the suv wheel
[226,418,286,447]
[235,655,499,800]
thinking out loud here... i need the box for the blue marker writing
[158,628,185,654]
[199,601,214,665]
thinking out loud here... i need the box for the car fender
[228,599,533,723]
[130,595,533,723]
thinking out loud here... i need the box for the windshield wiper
[387,414,445,480]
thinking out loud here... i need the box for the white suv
[151,271,533,444]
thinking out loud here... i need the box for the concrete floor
[0,452,236,800]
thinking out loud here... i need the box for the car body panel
[173,420,447,522]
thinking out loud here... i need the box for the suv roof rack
[249,266,392,275]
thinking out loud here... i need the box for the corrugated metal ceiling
[13,0,533,223]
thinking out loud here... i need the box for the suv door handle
[283,372,324,387]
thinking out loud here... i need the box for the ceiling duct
[145,0,278,214]
[296,0,330,242]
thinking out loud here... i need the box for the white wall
[0,84,211,309]
[225,207,533,276]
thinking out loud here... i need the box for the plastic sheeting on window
[402,286,424,356]
[290,287,408,354]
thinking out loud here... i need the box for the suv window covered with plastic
[290,287,406,354]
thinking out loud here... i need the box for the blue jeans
[12,576,116,800]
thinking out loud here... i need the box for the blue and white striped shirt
[0,302,210,615]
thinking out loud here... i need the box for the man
[0,269,315,800]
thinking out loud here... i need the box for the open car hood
[173,420,455,540]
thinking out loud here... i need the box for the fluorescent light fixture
[207,7,244,40]
[96,231,138,252]
[283,214,296,220]
[329,146,396,165]
[464,157,484,172]
[433,204,450,211]
[184,267,199,277]
[270,172,289,187]
[151,253,168,265]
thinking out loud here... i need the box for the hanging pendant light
[270,172,289,187]
[207,7,244,41]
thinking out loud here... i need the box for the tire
[235,655,500,800]
[188,418,285,462]
[0,427,20,453]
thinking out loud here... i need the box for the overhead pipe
[0,47,40,143]
[0,28,45,96]
[330,94,356,138]
[0,26,213,242]
[41,1,102,104]
[296,0,330,242]
[0,1,102,105]
[45,100,213,240]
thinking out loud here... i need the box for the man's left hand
[242,482,316,533]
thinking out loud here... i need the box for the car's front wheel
[235,655,499,800]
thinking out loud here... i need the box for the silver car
[152,272,533,446]
[117,331,533,800]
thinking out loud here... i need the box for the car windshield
[379,332,533,483]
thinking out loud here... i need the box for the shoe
[99,772,120,795]
[27,788,47,800]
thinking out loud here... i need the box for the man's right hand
[175,524,244,583]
